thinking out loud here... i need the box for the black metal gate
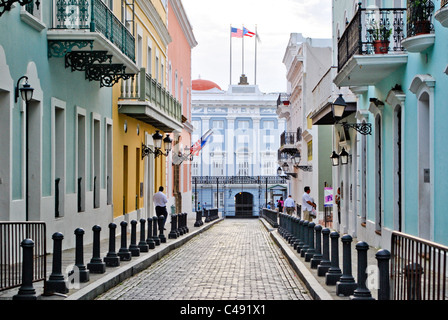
[235,192,253,217]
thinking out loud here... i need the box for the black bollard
[13,239,37,300]
[129,220,140,256]
[152,215,160,245]
[104,223,120,267]
[336,234,357,296]
[146,217,155,249]
[178,213,185,235]
[158,215,166,243]
[183,213,189,233]
[376,249,391,300]
[44,232,68,295]
[292,217,300,250]
[325,231,342,285]
[70,228,90,281]
[87,225,106,273]
[138,218,149,252]
[169,214,178,239]
[296,220,305,254]
[118,221,131,261]
[310,225,323,269]
[317,228,331,276]
[350,241,375,300]
[300,221,309,257]
[305,222,316,262]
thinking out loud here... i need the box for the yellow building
[112,0,183,220]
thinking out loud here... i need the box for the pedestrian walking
[284,195,295,215]
[302,186,316,221]
[153,186,168,229]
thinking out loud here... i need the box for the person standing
[278,197,284,213]
[302,186,316,221]
[153,186,168,228]
[284,195,295,215]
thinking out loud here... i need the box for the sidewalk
[0,214,222,300]
[2,215,381,301]
[259,218,380,300]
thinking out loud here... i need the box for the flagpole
[254,25,257,85]
[242,25,244,76]
[230,24,232,86]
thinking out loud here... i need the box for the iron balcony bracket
[65,51,113,72]
[342,122,372,135]
[85,63,134,87]
[48,40,94,58]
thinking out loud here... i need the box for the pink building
[167,0,197,213]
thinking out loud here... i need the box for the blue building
[0,1,138,249]
[191,77,287,217]
[326,0,448,248]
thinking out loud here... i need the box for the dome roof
[192,79,222,91]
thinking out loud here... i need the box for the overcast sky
[182,0,332,93]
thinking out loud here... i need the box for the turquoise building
[328,0,448,247]
[0,1,138,249]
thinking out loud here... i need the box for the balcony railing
[192,176,287,185]
[280,131,297,146]
[406,0,435,37]
[120,68,182,124]
[277,93,290,108]
[338,4,406,72]
[51,0,135,62]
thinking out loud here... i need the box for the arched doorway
[235,192,253,217]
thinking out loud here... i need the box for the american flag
[231,27,243,38]
[190,129,213,156]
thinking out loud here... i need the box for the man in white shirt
[153,186,168,228]
[284,195,295,215]
[302,186,316,221]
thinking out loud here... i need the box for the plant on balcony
[408,0,434,35]
[369,23,392,54]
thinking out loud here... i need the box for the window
[237,154,250,176]
[192,161,199,176]
[211,156,224,176]
[263,120,274,129]
[212,120,224,130]
[238,120,250,129]
[307,140,313,161]
[213,192,224,208]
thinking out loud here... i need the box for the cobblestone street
[97,219,312,300]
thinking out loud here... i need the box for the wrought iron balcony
[47,0,138,86]
[192,175,287,185]
[279,131,299,155]
[402,0,436,52]
[276,93,291,119]
[118,68,183,133]
[334,4,408,87]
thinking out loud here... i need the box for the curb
[259,218,334,300]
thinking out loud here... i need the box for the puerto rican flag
[190,129,213,156]
[243,27,255,37]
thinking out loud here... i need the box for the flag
[243,27,255,37]
[231,27,243,38]
[190,129,213,156]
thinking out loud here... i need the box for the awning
[310,101,357,125]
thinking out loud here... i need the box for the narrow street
[96,219,312,300]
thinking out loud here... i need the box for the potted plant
[370,23,392,54]
[409,0,433,35]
